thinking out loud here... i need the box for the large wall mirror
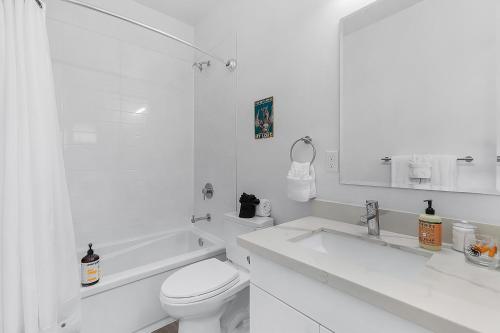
[340,0,500,195]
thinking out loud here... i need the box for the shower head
[192,60,211,71]
[192,59,237,72]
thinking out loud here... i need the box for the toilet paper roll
[256,199,271,217]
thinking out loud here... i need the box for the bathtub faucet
[191,213,211,224]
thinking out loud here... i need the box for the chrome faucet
[191,213,211,224]
[360,200,380,236]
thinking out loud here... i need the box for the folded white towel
[309,165,317,199]
[430,155,457,190]
[497,164,500,192]
[390,155,412,187]
[287,162,316,202]
[408,154,432,180]
[256,199,272,217]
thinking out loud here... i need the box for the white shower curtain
[0,1,81,332]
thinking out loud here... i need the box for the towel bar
[290,136,316,164]
[381,156,474,163]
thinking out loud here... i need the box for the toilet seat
[161,259,240,305]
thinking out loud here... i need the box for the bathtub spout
[191,214,211,224]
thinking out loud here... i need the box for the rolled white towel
[256,199,272,217]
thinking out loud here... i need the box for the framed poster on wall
[255,97,274,139]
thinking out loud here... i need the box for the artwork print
[255,97,274,139]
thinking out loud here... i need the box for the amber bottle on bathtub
[81,243,100,287]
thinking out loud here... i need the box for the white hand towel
[390,155,412,187]
[497,164,500,192]
[256,199,272,217]
[408,154,432,179]
[309,165,317,199]
[430,155,457,190]
[287,162,316,202]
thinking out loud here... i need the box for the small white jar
[452,221,477,252]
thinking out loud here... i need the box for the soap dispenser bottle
[418,200,442,251]
[81,243,100,287]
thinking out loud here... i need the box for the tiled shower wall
[47,0,195,247]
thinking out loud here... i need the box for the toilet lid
[161,259,239,300]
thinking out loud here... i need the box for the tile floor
[153,321,178,333]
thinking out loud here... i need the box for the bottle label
[81,260,100,285]
[419,220,442,247]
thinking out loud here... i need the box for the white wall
[47,0,196,247]
[195,0,500,226]
[342,0,497,194]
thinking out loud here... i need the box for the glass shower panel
[193,34,238,237]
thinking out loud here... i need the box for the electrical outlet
[326,151,338,172]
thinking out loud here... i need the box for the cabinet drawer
[250,284,319,333]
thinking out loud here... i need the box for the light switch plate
[326,151,338,173]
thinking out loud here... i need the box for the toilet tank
[223,212,274,270]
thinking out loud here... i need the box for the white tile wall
[47,0,196,247]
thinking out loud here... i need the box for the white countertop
[238,217,500,333]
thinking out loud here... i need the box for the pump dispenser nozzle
[87,243,94,256]
[424,200,435,215]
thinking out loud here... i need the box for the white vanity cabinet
[250,285,319,333]
[249,254,431,333]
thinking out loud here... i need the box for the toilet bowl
[160,212,273,333]
[160,259,249,333]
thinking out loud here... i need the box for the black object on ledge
[239,193,260,218]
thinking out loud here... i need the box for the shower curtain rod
[57,0,227,64]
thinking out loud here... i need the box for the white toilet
[160,212,273,333]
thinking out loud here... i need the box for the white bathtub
[79,227,225,333]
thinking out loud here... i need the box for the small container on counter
[464,233,499,269]
[452,221,477,252]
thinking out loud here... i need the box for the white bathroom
[1,0,499,332]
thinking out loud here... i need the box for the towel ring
[290,136,316,164]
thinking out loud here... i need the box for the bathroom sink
[291,230,430,281]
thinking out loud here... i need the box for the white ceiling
[133,0,221,26]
